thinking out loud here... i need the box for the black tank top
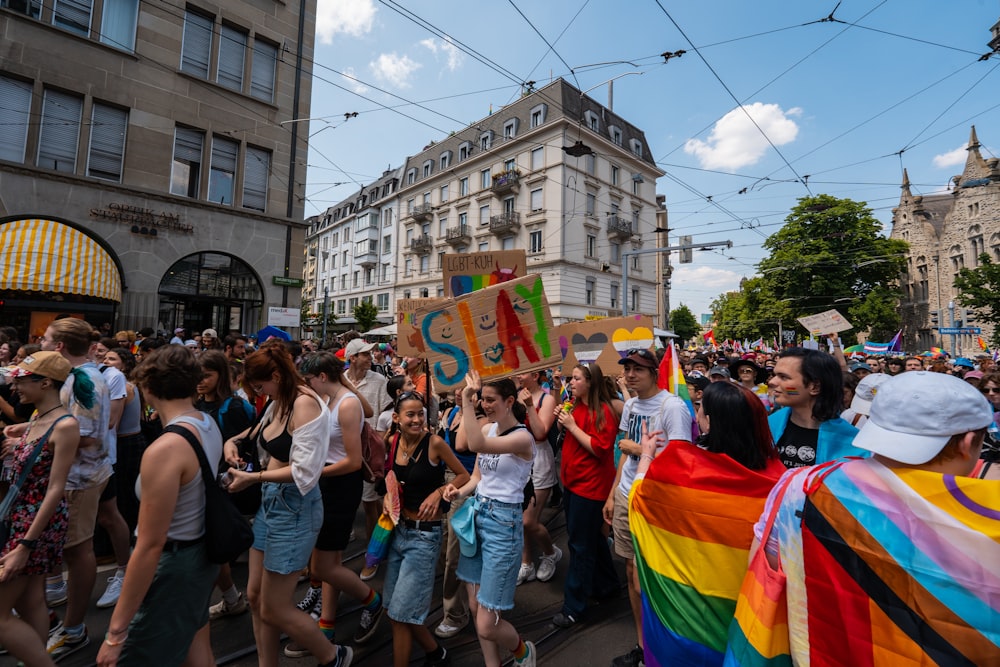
[393,432,443,512]
[259,409,293,463]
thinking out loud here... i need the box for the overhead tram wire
[506,0,581,89]
[510,0,593,105]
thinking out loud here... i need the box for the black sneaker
[319,644,353,667]
[610,646,645,667]
[352,602,384,644]
[423,646,450,667]
[552,612,577,629]
[296,586,322,615]
[285,633,335,658]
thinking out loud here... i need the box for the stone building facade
[892,127,1000,354]
[0,0,315,338]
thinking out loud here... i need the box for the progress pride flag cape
[629,441,785,666]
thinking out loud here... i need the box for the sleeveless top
[475,423,534,504]
[117,385,142,436]
[392,432,443,512]
[326,390,361,465]
[136,412,222,541]
[259,408,294,463]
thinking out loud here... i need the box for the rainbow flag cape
[779,459,1000,664]
[630,442,786,667]
[658,342,694,418]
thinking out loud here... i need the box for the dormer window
[503,118,519,139]
[440,150,452,170]
[609,125,622,146]
[584,110,600,132]
[458,141,472,161]
[480,130,494,151]
[530,103,547,128]
[406,168,416,185]
[629,138,643,157]
[422,159,433,178]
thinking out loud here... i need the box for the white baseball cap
[344,339,375,358]
[849,373,892,417]
[853,371,993,464]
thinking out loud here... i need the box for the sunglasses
[626,348,655,360]
[981,387,1000,395]
[395,390,424,407]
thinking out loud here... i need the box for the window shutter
[0,76,32,163]
[174,128,203,162]
[243,147,269,211]
[217,25,246,91]
[53,0,92,35]
[181,11,213,77]
[250,40,277,102]
[87,104,128,181]
[38,90,83,173]
[100,0,138,50]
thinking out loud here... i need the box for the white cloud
[932,144,966,169]
[316,0,376,44]
[684,103,801,170]
[673,265,743,290]
[419,37,463,71]
[369,53,421,88]
[341,67,368,95]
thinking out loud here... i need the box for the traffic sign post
[937,327,981,335]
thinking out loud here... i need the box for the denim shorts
[383,522,443,624]
[456,496,523,611]
[252,482,323,574]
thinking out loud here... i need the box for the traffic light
[965,308,978,324]
[679,235,693,264]
[930,310,939,326]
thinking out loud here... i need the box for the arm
[322,396,362,477]
[0,394,23,424]
[416,436,471,519]
[634,421,665,477]
[557,406,599,457]
[0,418,80,580]
[603,437,629,525]
[442,460,480,502]
[460,370,531,457]
[827,333,849,372]
[108,397,125,432]
[521,390,555,441]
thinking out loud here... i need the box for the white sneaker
[209,592,249,620]
[434,620,467,638]
[96,570,125,609]
[535,546,563,582]
[516,562,536,586]
[46,580,68,607]
[515,640,537,667]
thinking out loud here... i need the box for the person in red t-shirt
[552,363,620,628]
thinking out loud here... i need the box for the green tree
[757,194,908,339]
[954,253,1000,347]
[670,304,700,344]
[710,277,792,342]
[354,300,379,332]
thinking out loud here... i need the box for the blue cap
[450,497,478,557]
[954,357,974,369]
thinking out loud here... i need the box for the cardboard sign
[556,315,656,376]
[415,274,559,391]
[396,298,449,357]
[442,250,527,297]
[796,309,853,336]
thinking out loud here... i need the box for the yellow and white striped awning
[0,218,122,302]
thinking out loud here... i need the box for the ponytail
[69,367,96,410]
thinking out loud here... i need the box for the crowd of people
[0,319,997,667]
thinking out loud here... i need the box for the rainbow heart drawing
[612,327,654,358]
[571,333,607,364]
[558,335,569,360]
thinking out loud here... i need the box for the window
[422,160,433,177]
[341,274,347,289]
[632,177,640,196]
[586,192,596,216]
[438,251,446,268]
[101,0,139,51]
[381,263,390,281]
[439,218,448,237]
[504,158,516,172]
[530,188,543,212]
[331,232,339,245]
[383,235,391,253]
[440,184,449,202]
[0,76,33,163]
[420,288,429,298]
[610,283,619,309]
[383,209,393,227]
[337,299,346,314]
[440,150,452,170]
[87,104,127,182]
[586,234,597,258]
[404,258,412,276]
[585,278,595,305]
[529,230,542,253]
[377,293,389,311]
[423,191,431,205]
[481,169,491,190]
[38,89,82,173]
[609,125,622,146]
[458,141,471,161]
[630,138,643,157]
[2,0,41,18]
[406,198,414,214]
[610,241,620,263]
[459,177,469,196]
[529,103,547,127]
[181,10,213,78]
[403,290,411,299]
[349,297,358,310]
[208,136,238,205]
[586,153,596,175]
[405,228,413,245]
[243,147,270,211]
[53,0,91,35]
[420,255,429,272]
[503,196,515,214]
[331,253,336,269]
[459,211,468,228]
[341,249,348,264]
[501,237,514,250]
[480,130,493,151]
[503,118,518,139]
[479,242,489,252]
[217,24,247,91]
[611,165,619,186]
[631,288,639,312]
[353,271,359,288]
[365,267,374,285]
[406,168,416,185]
[531,147,543,170]
[584,110,600,132]
[251,39,278,102]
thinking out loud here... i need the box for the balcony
[409,234,433,254]
[489,212,521,235]
[446,224,472,246]
[607,216,634,240]
[356,249,378,267]
[491,170,521,195]
[410,204,433,222]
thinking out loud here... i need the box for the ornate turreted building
[892,127,1000,353]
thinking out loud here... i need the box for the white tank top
[475,422,534,504]
[326,390,361,465]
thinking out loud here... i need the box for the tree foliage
[954,253,1000,347]
[669,304,700,344]
[710,277,792,341]
[354,301,380,332]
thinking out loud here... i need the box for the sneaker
[360,563,378,581]
[515,640,537,667]
[516,562,536,586]
[319,644,353,667]
[433,620,467,639]
[47,626,90,661]
[423,646,450,667]
[48,612,63,639]
[209,592,249,620]
[352,602,384,644]
[97,570,125,608]
[46,580,68,607]
[535,546,562,582]
[285,633,335,659]
[552,612,577,629]
[610,646,645,667]
[297,586,322,619]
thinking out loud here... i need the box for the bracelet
[104,632,127,647]
[258,471,264,483]
[639,454,655,464]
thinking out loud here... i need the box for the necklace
[20,404,61,447]
[399,436,420,461]
[33,405,61,422]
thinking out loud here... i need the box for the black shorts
[99,472,118,501]
[314,469,364,552]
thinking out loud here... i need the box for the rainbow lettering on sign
[449,262,519,297]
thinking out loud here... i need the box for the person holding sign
[442,371,537,667]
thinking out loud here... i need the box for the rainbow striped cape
[775,459,1000,665]
[629,441,786,666]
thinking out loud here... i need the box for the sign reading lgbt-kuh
[441,250,526,297]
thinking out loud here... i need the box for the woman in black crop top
[382,392,469,667]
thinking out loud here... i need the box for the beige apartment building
[0,0,315,338]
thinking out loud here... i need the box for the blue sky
[303,0,1000,320]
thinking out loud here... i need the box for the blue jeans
[562,488,619,618]
[383,523,443,624]
[456,495,523,611]
[252,482,323,574]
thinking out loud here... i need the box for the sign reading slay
[414,274,560,390]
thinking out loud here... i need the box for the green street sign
[272,276,305,287]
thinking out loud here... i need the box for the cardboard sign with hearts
[557,315,656,376]
[396,298,449,357]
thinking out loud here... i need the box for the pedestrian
[101,348,145,537]
[442,371,537,667]
[0,352,80,666]
[96,345,221,667]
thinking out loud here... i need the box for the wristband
[258,471,263,483]
[639,454,655,464]
[105,631,128,646]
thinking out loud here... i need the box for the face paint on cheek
[784,387,800,396]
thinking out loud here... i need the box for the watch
[17,538,38,550]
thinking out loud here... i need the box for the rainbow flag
[658,342,694,418]
[630,442,786,667]
[769,459,1000,664]
[704,329,717,347]
[929,346,947,357]
[977,335,990,353]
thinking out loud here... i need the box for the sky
[302,0,1000,321]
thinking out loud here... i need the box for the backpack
[360,421,386,484]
